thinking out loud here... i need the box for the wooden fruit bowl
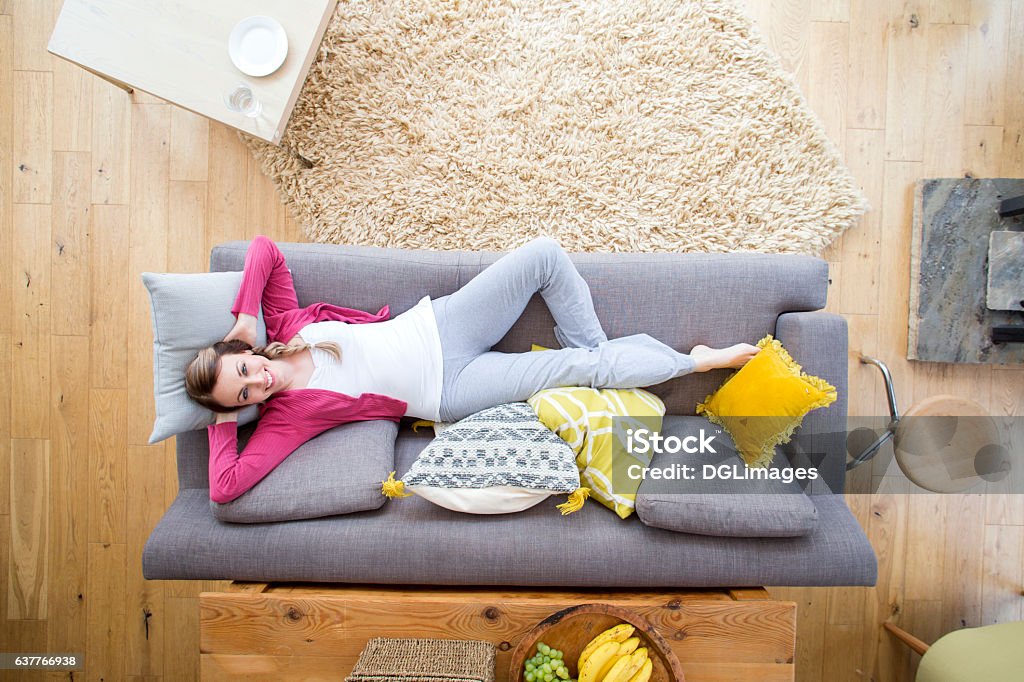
[509,603,685,682]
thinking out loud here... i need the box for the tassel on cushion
[410,419,433,433]
[557,487,590,515]
[381,471,412,499]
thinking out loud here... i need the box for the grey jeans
[430,236,696,422]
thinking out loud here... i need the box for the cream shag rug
[245,0,867,254]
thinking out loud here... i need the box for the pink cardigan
[207,236,408,504]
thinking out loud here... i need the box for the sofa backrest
[210,239,829,415]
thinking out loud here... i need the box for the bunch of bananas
[577,624,653,682]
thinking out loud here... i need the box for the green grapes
[523,642,575,682]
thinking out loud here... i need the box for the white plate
[228,16,288,77]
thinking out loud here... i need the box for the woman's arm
[215,411,239,424]
[231,236,300,325]
[206,393,408,503]
[223,313,258,345]
[206,410,313,504]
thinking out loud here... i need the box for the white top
[297,296,444,421]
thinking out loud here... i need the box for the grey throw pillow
[400,402,581,514]
[634,416,819,537]
[211,420,399,523]
[141,271,267,444]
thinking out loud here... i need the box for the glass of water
[224,83,262,118]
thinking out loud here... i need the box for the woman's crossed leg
[430,236,759,422]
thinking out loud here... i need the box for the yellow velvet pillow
[696,335,837,468]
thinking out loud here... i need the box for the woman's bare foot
[689,343,760,372]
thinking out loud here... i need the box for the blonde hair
[185,338,341,412]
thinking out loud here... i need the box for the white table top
[48,0,337,144]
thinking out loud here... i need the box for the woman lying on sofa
[184,235,760,504]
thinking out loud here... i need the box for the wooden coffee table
[200,581,796,681]
[47,0,337,144]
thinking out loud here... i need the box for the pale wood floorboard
[2,2,1022,681]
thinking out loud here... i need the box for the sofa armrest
[774,311,849,495]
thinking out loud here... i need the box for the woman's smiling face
[210,351,281,409]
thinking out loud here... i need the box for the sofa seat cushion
[143,426,876,586]
[634,416,818,537]
[142,482,877,587]
[210,419,399,523]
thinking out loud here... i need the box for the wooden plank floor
[2,1,1022,680]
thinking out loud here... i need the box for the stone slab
[987,230,1024,311]
[909,178,1024,365]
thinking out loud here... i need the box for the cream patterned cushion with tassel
[381,402,588,515]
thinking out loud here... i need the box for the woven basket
[345,638,496,682]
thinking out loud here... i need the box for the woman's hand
[224,312,258,346]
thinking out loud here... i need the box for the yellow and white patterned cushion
[528,385,665,519]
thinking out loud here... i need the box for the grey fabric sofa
[142,240,878,587]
